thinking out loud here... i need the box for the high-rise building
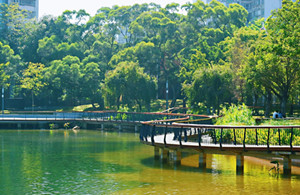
[1,0,39,19]
[198,0,284,21]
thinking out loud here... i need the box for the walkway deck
[142,133,300,158]
[140,122,300,175]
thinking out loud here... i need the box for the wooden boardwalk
[140,122,300,175]
[142,133,300,157]
[0,112,211,130]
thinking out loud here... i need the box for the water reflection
[0,130,300,194]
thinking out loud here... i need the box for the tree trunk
[281,93,288,117]
[253,94,258,115]
[137,101,142,112]
[289,97,294,116]
[264,91,272,118]
[170,85,177,108]
[32,91,34,112]
[182,97,186,114]
[147,102,151,112]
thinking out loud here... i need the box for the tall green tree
[102,61,156,111]
[0,41,23,97]
[265,0,300,115]
[81,61,104,109]
[184,64,233,114]
[0,3,30,54]
[249,0,300,115]
[44,56,82,106]
[21,63,46,111]
[222,25,262,104]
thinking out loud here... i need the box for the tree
[0,3,30,54]
[0,41,23,97]
[184,64,233,114]
[250,0,300,115]
[265,0,300,115]
[222,25,262,104]
[102,62,156,111]
[81,62,103,109]
[0,62,9,89]
[21,63,46,111]
[44,56,82,106]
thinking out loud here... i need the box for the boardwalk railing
[0,111,211,123]
[140,121,300,153]
[140,119,300,175]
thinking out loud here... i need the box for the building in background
[1,0,39,19]
[199,0,284,21]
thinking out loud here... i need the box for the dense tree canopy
[102,61,156,111]
[0,0,299,116]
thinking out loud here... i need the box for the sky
[39,0,194,18]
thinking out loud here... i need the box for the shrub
[214,104,300,145]
[215,104,255,125]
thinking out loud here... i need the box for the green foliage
[21,63,46,95]
[0,1,299,116]
[102,61,157,111]
[118,106,129,112]
[184,64,233,114]
[49,123,55,130]
[244,0,300,115]
[0,3,30,54]
[216,104,255,125]
[122,113,128,120]
[215,104,254,144]
[114,113,128,120]
[115,113,121,120]
[0,41,23,91]
[64,122,70,129]
[215,104,300,145]
[0,62,9,87]
[261,119,300,126]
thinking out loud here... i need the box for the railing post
[278,128,281,146]
[184,128,187,142]
[139,124,143,141]
[219,128,223,150]
[233,128,236,145]
[198,128,201,148]
[243,128,247,151]
[290,127,293,153]
[144,125,148,142]
[151,125,156,145]
[164,125,167,146]
[179,127,183,148]
[255,128,258,145]
[214,129,217,145]
[267,128,270,152]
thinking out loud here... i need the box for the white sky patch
[39,0,193,18]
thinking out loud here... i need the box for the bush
[214,104,300,145]
[215,104,255,125]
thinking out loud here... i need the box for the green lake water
[1,130,300,194]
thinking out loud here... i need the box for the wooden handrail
[140,121,300,153]
[142,116,190,125]
[169,123,300,129]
